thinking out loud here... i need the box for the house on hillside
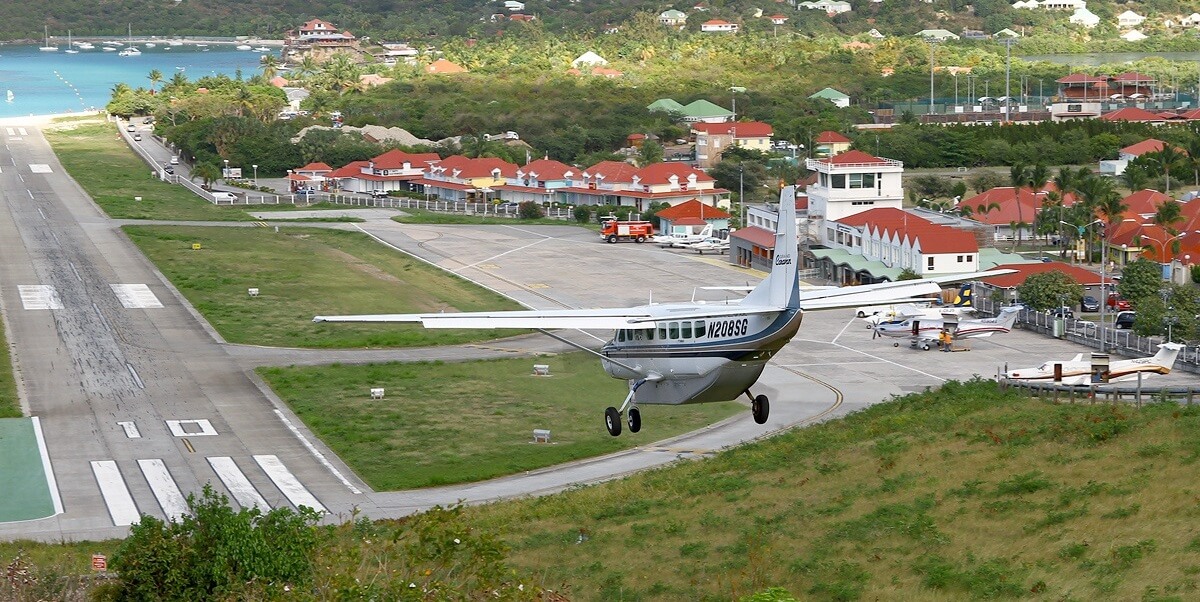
[916,29,960,41]
[1117,10,1146,28]
[425,59,467,74]
[691,121,774,168]
[812,130,852,158]
[1100,139,1176,175]
[658,9,688,26]
[415,155,518,202]
[700,19,739,33]
[1121,30,1148,42]
[1070,7,1100,27]
[809,87,850,108]
[571,51,607,67]
[798,0,852,14]
[331,149,441,195]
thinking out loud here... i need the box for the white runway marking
[90,461,140,526]
[18,128,27,136]
[68,262,82,282]
[110,284,163,308]
[165,419,217,437]
[117,421,141,438]
[5,128,12,136]
[207,457,270,512]
[31,417,63,515]
[18,285,63,310]
[830,316,859,346]
[126,364,145,389]
[37,207,45,220]
[137,459,189,521]
[272,408,361,494]
[28,164,51,173]
[254,455,326,513]
[9,137,20,141]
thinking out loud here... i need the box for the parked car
[211,191,237,203]
[169,156,179,165]
[1114,311,1136,329]
[125,123,136,132]
[1107,294,1132,311]
[1081,295,1100,312]
[163,165,174,175]
[1050,306,1074,319]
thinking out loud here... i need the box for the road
[1,123,1197,542]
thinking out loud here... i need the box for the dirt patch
[321,247,402,283]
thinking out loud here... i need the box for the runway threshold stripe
[137,459,189,522]
[90,461,140,526]
[31,417,63,515]
[207,457,270,512]
[109,284,163,309]
[253,455,326,513]
[18,285,63,310]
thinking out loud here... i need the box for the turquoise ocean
[0,43,264,118]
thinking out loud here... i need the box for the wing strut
[536,329,656,379]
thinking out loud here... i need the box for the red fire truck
[600,219,655,243]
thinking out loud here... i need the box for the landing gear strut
[605,379,645,437]
[745,390,770,424]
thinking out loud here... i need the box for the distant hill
[4,0,1199,45]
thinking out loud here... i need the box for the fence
[974,295,1200,376]
[999,378,1200,407]
[218,192,578,220]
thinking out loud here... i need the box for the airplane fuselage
[599,308,804,405]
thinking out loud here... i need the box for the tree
[573,205,591,223]
[517,200,544,219]
[1015,270,1083,311]
[1130,284,1198,341]
[967,171,1004,194]
[1117,258,1163,307]
[897,268,920,281]
[1120,163,1149,192]
[191,162,222,189]
[1155,199,1184,236]
[147,69,164,94]
[637,139,663,166]
[1146,145,1185,194]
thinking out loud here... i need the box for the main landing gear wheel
[752,395,770,425]
[627,408,642,433]
[605,406,622,436]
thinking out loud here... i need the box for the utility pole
[928,40,937,118]
[1001,37,1016,124]
[739,164,745,229]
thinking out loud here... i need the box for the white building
[804,149,904,223]
[822,208,980,279]
[571,51,607,67]
[700,19,739,32]
[1121,30,1148,41]
[1070,7,1100,27]
[1117,10,1145,28]
[1040,0,1087,9]
[1011,0,1039,8]
[1184,13,1200,27]
[797,0,852,14]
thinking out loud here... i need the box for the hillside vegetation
[9,380,1200,600]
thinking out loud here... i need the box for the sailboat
[39,26,57,52]
[6,90,13,103]
[118,24,140,57]
[64,31,78,54]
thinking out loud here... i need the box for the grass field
[123,225,522,348]
[16,382,1200,600]
[393,209,598,229]
[0,315,19,418]
[42,120,254,222]
[258,352,742,490]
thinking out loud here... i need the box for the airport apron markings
[17,283,163,310]
[165,419,218,437]
[5,128,28,136]
[91,455,314,526]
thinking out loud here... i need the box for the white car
[211,191,237,203]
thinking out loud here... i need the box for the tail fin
[953,283,973,307]
[742,191,800,310]
[996,306,1020,329]
[1152,343,1184,368]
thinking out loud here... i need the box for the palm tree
[147,69,163,94]
[191,162,221,190]
[1121,164,1149,192]
[1188,137,1200,186]
[1009,163,1028,251]
[260,54,280,80]
[1155,199,1184,235]
[1148,145,1185,194]
[1025,163,1050,244]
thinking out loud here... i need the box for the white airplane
[686,237,730,255]
[314,197,1010,436]
[873,307,1020,350]
[654,223,714,247]
[1006,343,1184,385]
[861,302,976,327]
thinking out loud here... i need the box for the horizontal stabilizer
[314,304,785,330]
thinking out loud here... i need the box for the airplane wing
[313,304,784,330]
[798,270,1014,311]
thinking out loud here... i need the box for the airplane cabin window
[682,322,693,338]
[695,320,706,337]
[647,328,654,340]
[669,322,679,339]
[617,330,626,342]
[657,326,666,340]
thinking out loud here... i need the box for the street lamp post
[223,159,229,179]
[252,164,258,187]
[739,164,745,228]
[1001,37,1016,124]
[928,40,938,117]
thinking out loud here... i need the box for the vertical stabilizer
[1151,342,1184,368]
[742,190,800,309]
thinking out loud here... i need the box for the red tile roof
[837,207,927,229]
[703,19,734,25]
[655,198,732,220]
[1113,72,1155,83]
[1121,189,1175,217]
[731,226,776,248]
[297,162,333,173]
[370,149,440,170]
[519,159,574,181]
[633,162,715,186]
[958,185,1076,225]
[328,160,370,178]
[814,130,851,144]
[1056,73,1109,84]
[1179,109,1200,120]
[426,59,466,74]
[583,160,639,184]
[1100,107,1165,122]
[835,208,976,253]
[435,155,518,179]
[690,121,774,137]
[1119,139,1169,157]
[982,263,1103,288]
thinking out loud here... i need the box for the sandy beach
[0,110,105,126]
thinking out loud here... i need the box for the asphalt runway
[1,127,1198,541]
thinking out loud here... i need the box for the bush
[110,486,322,600]
[517,201,544,219]
[574,205,591,223]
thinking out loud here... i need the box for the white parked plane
[1006,343,1184,385]
[873,307,1020,350]
[654,223,713,247]
[314,198,1009,436]
[861,302,976,327]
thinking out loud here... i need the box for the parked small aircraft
[861,302,976,328]
[654,223,713,247]
[873,307,1021,350]
[315,197,1010,436]
[1005,343,1184,385]
[686,237,731,255]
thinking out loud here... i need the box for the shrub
[517,201,544,219]
[573,205,591,223]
